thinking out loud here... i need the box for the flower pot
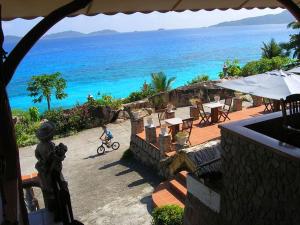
[146,117,154,127]
[176,132,188,145]
[214,95,220,102]
[160,125,168,136]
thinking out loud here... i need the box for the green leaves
[186,74,209,85]
[261,38,286,59]
[151,72,176,93]
[280,21,300,59]
[152,205,184,225]
[27,72,67,110]
[241,56,294,76]
[219,59,242,78]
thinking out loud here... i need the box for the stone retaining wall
[220,128,300,225]
[130,135,161,169]
[184,189,220,225]
[149,81,235,109]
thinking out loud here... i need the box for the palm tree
[280,21,300,59]
[151,72,176,92]
[261,38,286,59]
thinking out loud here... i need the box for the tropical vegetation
[280,21,300,59]
[151,72,176,92]
[261,38,287,59]
[123,82,155,103]
[152,205,184,225]
[27,72,67,111]
[186,74,209,85]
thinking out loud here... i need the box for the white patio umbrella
[287,66,300,74]
[217,70,300,100]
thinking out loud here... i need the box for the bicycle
[97,138,120,154]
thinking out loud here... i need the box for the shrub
[123,84,155,103]
[241,56,294,76]
[152,205,184,225]
[96,94,123,110]
[43,108,70,135]
[14,120,40,147]
[186,74,209,85]
[219,59,242,78]
[28,107,40,122]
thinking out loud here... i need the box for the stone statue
[35,122,68,218]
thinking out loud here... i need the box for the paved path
[20,119,161,225]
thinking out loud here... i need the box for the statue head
[36,121,55,142]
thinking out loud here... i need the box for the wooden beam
[2,0,92,87]
[0,0,91,223]
[277,0,300,21]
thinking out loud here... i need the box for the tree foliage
[152,205,184,225]
[219,59,242,78]
[186,74,209,85]
[151,72,176,93]
[27,72,67,110]
[241,56,293,76]
[123,82,155,103]
[261,38,286,59]
[280,21,300,59]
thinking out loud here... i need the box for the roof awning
[1,0,288,21]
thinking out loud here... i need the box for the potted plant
[176,131,188,145]
[189,98,199,106]
[160,124,168,135]
[214,95,220,102]
[146,117,154,127]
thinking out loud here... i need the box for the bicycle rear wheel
[111,142,120,150]
[97,146,105,154]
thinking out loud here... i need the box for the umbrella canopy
[287,66,300,74]
[1,0,287,21]
[217,70,300,100]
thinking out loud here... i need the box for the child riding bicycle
[99,125,113,146]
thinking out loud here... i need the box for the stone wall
[184,190,220,225]
[148,81,235,109]
[130,135,161,169]
[220,128,300,225]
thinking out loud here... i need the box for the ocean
[5,24,294,111]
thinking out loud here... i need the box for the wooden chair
[157,109,167,126]
[281,94,300,139]
[196,101,211,126]
[263,98,274,112]
[181,117,194,145]
[218,98,232,122]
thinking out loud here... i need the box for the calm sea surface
[5,24,294,111]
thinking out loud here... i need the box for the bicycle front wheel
[97,146,105,155]
[112,142,120,150]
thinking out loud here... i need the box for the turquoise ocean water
[5,24,294,111]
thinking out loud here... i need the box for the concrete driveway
[20,119,161,225]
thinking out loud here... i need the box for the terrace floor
[137,105,267,149]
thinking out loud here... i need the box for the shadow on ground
[98,157,162,213]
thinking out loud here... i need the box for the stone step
[176,170,188,186]
[152,182,185,208]
[169,178,187,201]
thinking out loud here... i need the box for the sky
[3,8,285,36]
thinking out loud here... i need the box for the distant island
[5,11,296,43]
[212,10,294,27]
[5,29,119,42]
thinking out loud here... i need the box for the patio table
[203,102,224,123]
[164,117,183,141]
